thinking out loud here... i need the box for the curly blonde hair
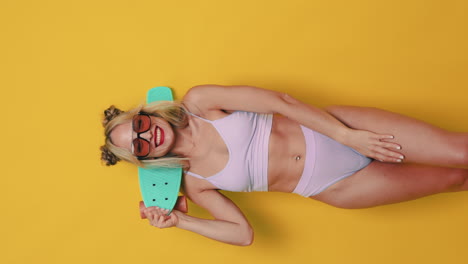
[100,101,189,168]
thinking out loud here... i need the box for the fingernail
[396,146,401,149]
[397,159,402,162]
[399,155,404,159]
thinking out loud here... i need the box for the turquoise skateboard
[138,86,187,218]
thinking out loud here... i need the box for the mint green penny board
[138,86,182,213]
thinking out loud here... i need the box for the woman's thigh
[311,161,468,209]
[325,106,468,166]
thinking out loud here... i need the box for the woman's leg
[312,161,468,209]
[325,106,468,167]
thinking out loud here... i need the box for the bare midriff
[267,115,307,193]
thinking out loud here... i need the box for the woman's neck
[170,124,194,158]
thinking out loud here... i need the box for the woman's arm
[179,189,253,246]
[183,84,403,162]
[143,185,253,246]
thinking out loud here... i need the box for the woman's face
[110,115,175,159]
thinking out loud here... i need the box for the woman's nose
[139,130,153,140]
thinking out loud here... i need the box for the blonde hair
[100,101,189,168]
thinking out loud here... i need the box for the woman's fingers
[374,134,402,149]
[156,214,173,228]
[375,134,395,140]
[145,206,168,215]
[157,215,166,226]
[378,147,404,159]
[377,141,401,150]
[373,147,404,162]
[143,208,155,220]
[144,207,174,228]
[370,133,404,162]
[374,153,403,163]
[349,130,405,162]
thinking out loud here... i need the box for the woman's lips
[155,126,165,147]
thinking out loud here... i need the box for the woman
[101,84,468,246]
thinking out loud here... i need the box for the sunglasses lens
[132,138,150,157]
[133,114,151,133]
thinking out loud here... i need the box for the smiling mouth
[155,126,165,147]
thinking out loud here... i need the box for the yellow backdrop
[1,0,467,264]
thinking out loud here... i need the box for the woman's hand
[143,207,180,229]
[344,129,404,162]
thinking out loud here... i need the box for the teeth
[156,127,161,146]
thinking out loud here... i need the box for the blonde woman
[101,84,468,246]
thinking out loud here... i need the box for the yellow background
[1,0,467,263]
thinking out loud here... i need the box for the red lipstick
[154,126,165,147]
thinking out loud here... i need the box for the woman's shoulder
[182,85,219,106]
[183,85,231,110]
[183,86,230,121]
